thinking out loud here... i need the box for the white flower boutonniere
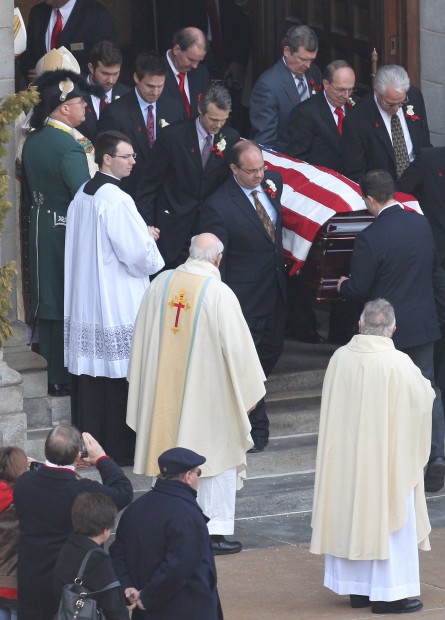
[404,105,420,121]
[346,97,356,108]
[114,95,120,100]
[265,179,277,199]
[158,118,169,128]
[212,134,226,158]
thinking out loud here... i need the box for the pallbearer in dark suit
[97,53,186,198]
[200,141,287,452]
[136,84,239,268]
[342,64,432,183]
[77,41,131,142]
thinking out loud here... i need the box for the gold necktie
[391,114,410,178]
[251,190,275,242]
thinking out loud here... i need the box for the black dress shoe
[48,383,71,397]
[424,456,445,492]
[247,437,269,454]
[210,536,242,556]
[371,598,423,614]
[350,594,370,608]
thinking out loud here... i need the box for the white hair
[360,298,396,337]
[189,233,224,262]
[374,65,410,96]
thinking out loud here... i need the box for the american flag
[262,148,421,275]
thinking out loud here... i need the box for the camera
[29,461,44,471]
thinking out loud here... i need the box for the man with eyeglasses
[342,64,431,183]
[64,130,164,464]
[249,24,321,153]
[200,140,287,453]
[22,69,100,398]
[110,447,224,619]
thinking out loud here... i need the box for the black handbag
[53,547,120,620]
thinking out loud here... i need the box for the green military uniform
[22,121,90,384]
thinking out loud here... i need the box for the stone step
[246,434,317,479]
[24,395,71,429]
[267,393,321,436]
[26,427,52,459]
[3,348,47,398]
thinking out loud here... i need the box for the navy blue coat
[340,204,440,349]
[110,479,222,620]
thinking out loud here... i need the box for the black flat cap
[158,447,206,476]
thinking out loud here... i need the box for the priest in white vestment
[310,298,435,615]
[64,130,164,465]
[127,233,266,555]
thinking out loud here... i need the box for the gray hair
[282,25,318,54]
[323,59,353,82]
[374,65,410,96]
[189,233,224,262]
[198,83,232,114]
[360,299,396,337]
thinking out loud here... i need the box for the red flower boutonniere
[375,122,380,128]
[87,107,93,114]
[191,147,195,153]
[137,127,142,132]
[439,171,443,177]
[309,78,321,95]
[346,98,356,109]
[265,179,277,199]
[405,104,420,121]
[211,134,226,158]
[197,93,202,102]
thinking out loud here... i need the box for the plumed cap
[158,447,206,476]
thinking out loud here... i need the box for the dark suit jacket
[78,81,131,142]
[339,204,440,349]
[136,118,239,265]
[249,59,322,153]
[286,91,359,173]
[199,172,287,318]
[97,90,186,197]
[161,60,211,118]
[20,0,117,76]
[342,87,432,182]
[13,459,132,611]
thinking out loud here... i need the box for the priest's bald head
[190,233,224,268]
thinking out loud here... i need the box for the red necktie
[205,0,224,60]
[50,10,63,49]
[335,107,344,135]
[178,72,191,117]
[99,98,108,114]
[147,104,155,147]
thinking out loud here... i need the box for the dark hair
[0,447,28,486]
[44,423,82,466]
[72,493,117,536]
[90,41,123,69]
[134,53,167,80]
[171,27,207,52]
[94,130,132,165]
[282,25,318,54]
[360,169,395,204]
[228,139,262,167]
[198,84,231,114]
[322,59,353,82]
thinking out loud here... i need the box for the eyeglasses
[190,467,202,477]
[379,95,409,108]
[237,164,268,176]
[109,153,137,160]
[329,83,356,95]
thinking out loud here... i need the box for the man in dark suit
[342,64,432,183]
[287,60,357,172]
[20,0,117,81]
[249,25,321,153]
[77,40,130,142]
[98,53,186,197]
[136,83,239,268]
[338,169,445,493]
[199,140,287,452]
[162,26,211,118]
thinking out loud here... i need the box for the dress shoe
[247,437,269,454]
[350,594,370,608]
[424,456,445,492]
[371,598,423,614]
[48,383,71,397]
[210,536,242,556]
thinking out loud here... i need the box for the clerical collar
[83,171,121,196]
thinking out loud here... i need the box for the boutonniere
[211,134,226,158]
[374,122,379,128]
[158,118,169,128]
[405,104,420,121]
[346,97,355,108]
[309,78,321,95]
[439,171,443,177]
[265,179,277,199]
[114,95,120,100]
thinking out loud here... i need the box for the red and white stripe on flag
[261,148,421,275]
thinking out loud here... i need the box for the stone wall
[420,1,445,146]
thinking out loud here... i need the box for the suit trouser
[38,318,69,385]
[402,341,445,461]
[245,292,287,439]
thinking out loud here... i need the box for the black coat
[54,533,128,620]
[136,118,239,265]
[20,0,117,77]
[342,87,432,183]
[161,60,211,118]
[13,459,132,612]
[199,171,287,318]
[77,82,131,142]
[97,90,186,197]
[110,479,221,620]
[339,204,441,349]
